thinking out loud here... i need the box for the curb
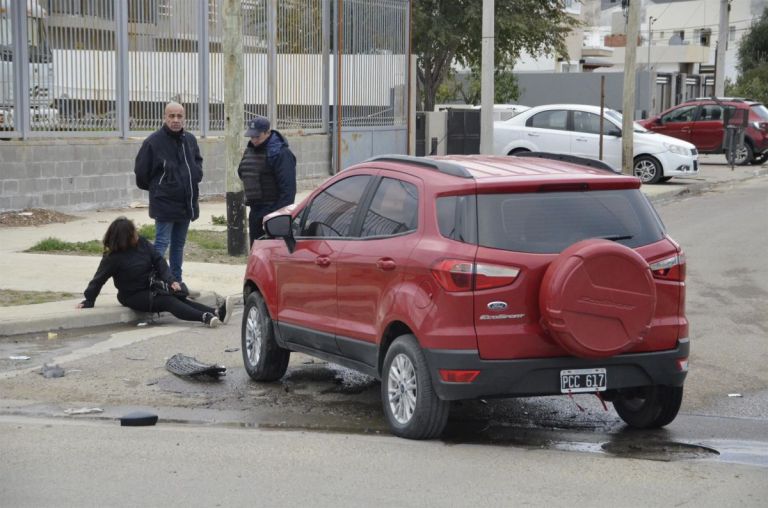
[646,166,768,205]
[1,292,222,337]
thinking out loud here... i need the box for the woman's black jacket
[134,125,203,222]
[81,238,174,307]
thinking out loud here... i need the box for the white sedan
[493,104,699,184]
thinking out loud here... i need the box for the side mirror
[264,214,295,253]
[655,117,663,125]
[608,129,622,137]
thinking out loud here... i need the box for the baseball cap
[245,116,270,137]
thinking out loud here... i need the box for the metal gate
[332,0,410,172]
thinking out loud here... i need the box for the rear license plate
[560,368,607,393]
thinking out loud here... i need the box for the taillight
[649,252,686,281]
[431,259,520,292]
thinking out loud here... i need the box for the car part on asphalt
[120,410,159,427]
[634,154,663,184]
[165,353,226,378]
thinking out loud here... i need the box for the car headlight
[664,142,687,155]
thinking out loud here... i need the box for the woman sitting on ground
[77,216,231,328]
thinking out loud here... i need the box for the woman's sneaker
[216,295,233,325]
[203,312,221,328]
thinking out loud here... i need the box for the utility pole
[224,0,247,255]
[479,0,495,155]
[621,0,640,176]
[647,16,656,116]
[715,0,730,96]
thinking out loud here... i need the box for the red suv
[241,153,689,439]
[639,97,768,165]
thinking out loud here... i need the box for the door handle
[315,256,331,267]
[527,132,539,137]
[681,127,691,132]
[376,258,396,271]
[575,137,588,142]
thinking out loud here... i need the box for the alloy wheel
[387,353,418,424]
[245,305,263,367]
[634,159,657,183]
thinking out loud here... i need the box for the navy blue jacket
[237,129,297,209]
[135,125,203,222]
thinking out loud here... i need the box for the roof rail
[365,155,473,178]
[515,152,619,174]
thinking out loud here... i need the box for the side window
[436,194,477,243]
[697,105,723,122]
[360,178,418,238]
[526,110,568,130]
[301,175,371,238]
[661,105,696,123]
[572,111,610,135]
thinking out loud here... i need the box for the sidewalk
[1,154,765,336]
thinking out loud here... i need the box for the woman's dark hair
[102,217,138,255]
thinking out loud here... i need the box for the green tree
[736,7,768,74]
[414,0,578,111]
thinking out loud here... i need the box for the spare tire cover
[539,239,656,359]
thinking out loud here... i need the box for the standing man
[238,115,297,244]
[134,101,203,287]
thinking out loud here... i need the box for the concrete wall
[0,133,331,212]
[516,70,652,116]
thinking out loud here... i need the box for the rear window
[751,104,768,120]
[477,190,665,254]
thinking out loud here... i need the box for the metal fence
[1,0,409,139]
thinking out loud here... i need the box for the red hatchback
[241,153,689,439]
[639,97,768,165]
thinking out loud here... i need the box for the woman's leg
[120,291,214,323]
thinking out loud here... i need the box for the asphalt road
[1,176,767,506]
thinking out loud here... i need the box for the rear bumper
[424,339,689,401]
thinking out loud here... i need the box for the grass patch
[28,237,103,254]
[25,228,245,265]
[211,214,226,225]
[0,289,78,307]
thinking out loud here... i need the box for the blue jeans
[154,220,190,282]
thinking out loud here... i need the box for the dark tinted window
[477,190,665,254]
[697,104,723,121]
[436,195,477,243]
[661,105,696,123]
[301,175,371,237]
[361,178,418,237]
[526,110,568,130]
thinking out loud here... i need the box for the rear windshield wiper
[599,234,634,241]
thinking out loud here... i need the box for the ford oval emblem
[487,301,508,311]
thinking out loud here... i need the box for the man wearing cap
[237,115,297,244]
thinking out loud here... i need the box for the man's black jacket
[135,125,203,222]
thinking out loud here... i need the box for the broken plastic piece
[47,332,58,340]
[728,393,743,398]
[9,355,31,360]
[41,363,65,378]
[120,411,158,427]
[224,347,240,353]
[165,353,226,378]
[64,407,103,415]
[137,322,148,327]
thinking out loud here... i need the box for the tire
[381,334,449,439]
[241,291,290,382]
[633,155,663,184]
[750,152,767,165]
[613,385,683,429]
[732,143,753,166]
[508,148,530,156]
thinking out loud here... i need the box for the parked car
[493,104,699,184]
[638,97,768,165]
[240,153,689,439]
